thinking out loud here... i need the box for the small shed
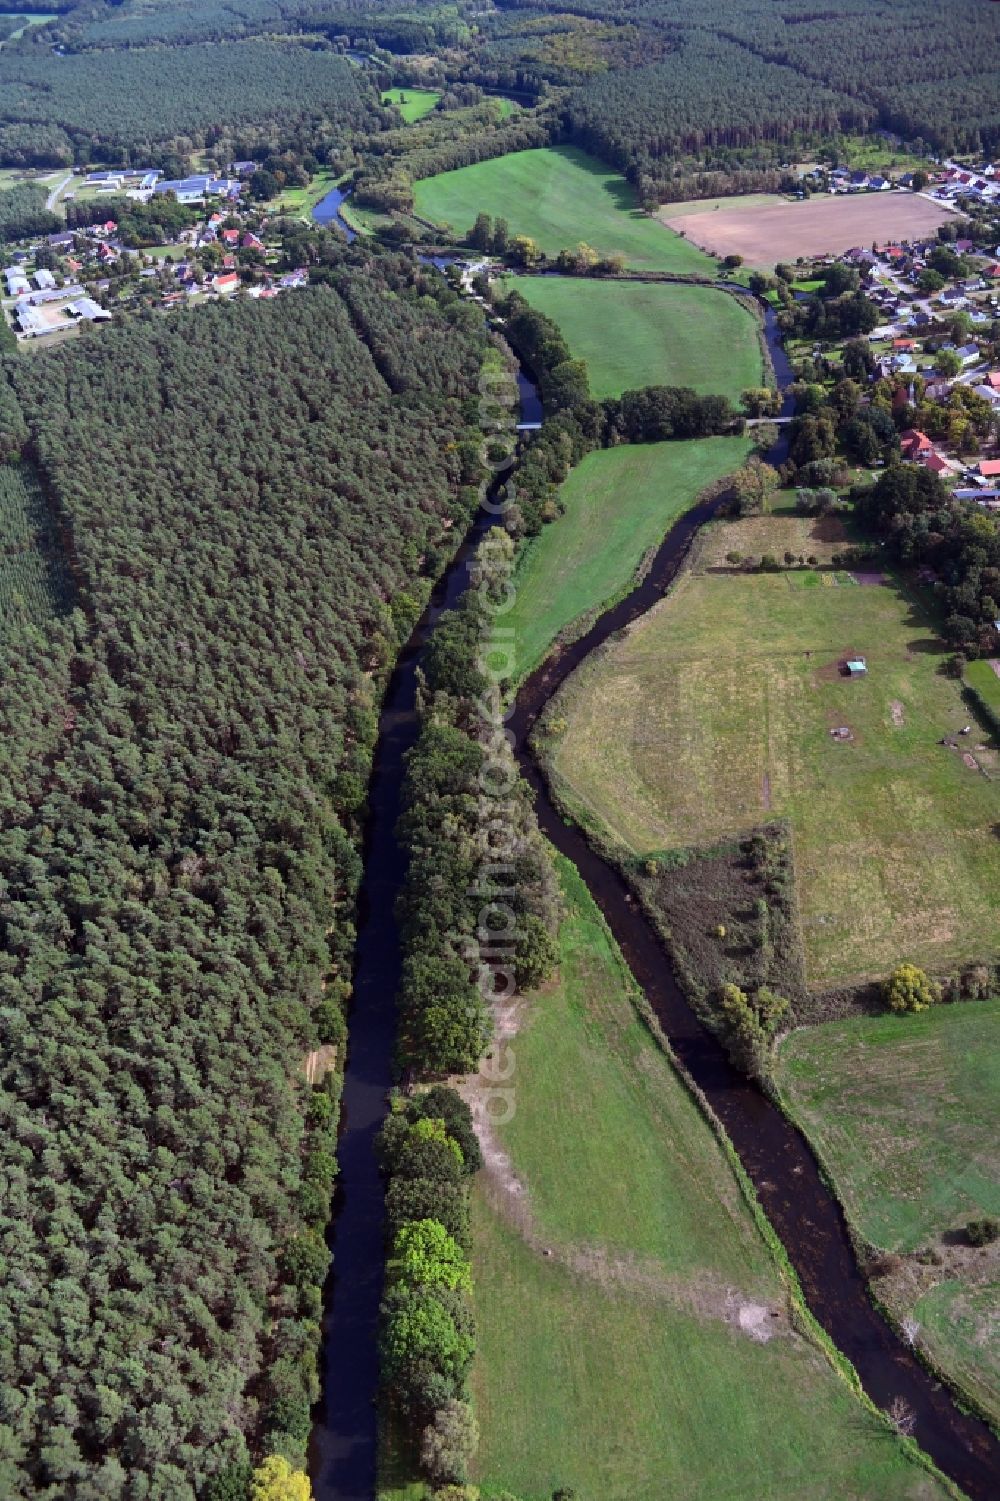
[845,658,867,677]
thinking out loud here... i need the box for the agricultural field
[0,461,73,635]
[548,538,1000,987]
[777,1000,1000,1424]
[413,146,716,274]
[462,859,949,1501]
[505,436,751,685]
[660,191,958,266]
[501,277,763,402]
[382,87,440,122]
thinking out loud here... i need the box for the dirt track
[661,192,958,266]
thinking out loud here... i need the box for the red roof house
[900,429,933,460]
[979,459,1000,478]
[920,451,951,474]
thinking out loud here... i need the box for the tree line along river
[309,298,1000,1501]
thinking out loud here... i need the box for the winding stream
[310,305,999,1500]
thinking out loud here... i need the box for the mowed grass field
[413,146,715,274]
[505,437,751,685]
[382,87,440,122]
[502,277,763,401]
[777,1001,1000,1422]
[467,859,948,1501]
[550,541,1000,986]
[967,656,1000,717]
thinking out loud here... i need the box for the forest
[0,181,61,243]
[555,2,1000,197]
[0,40,380,166]
[0,251,491,1497]
[2,0,995,182]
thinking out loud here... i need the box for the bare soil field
[660,192,958,266]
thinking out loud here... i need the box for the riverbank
[504,487,1000,1501]
[462,858,955,1500]
[316,219,998,1501]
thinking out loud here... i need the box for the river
[312,185,357,242]
[310,302,999,1501]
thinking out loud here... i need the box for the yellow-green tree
[884,963,940,1014]
[250,1455,314,1501]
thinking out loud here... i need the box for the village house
[900,429,935,461]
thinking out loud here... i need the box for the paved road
[45,173,73,212]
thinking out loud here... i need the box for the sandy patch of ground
[660,191,958,267]
[989,659,1000,681]
[460,996,791,1343]
[891,700,905,726]
[303,1045,337,1083]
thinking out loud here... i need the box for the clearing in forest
[502,276,764,402]
[777,999,1000,1425]
[548,547,1000,987]
[504,436,752,686]
[457,859,949,1501]
[381,87,440,122]
[660,191,958,266]
[413,146,715,274]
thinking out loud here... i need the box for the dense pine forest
[0,0,996,1496]
[556,1,1000,196]
[0,259,490,1497]
[0,42,379,168]
[1,0,996,172]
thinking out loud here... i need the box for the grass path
[503,276,763,400]
[414,146,715,274]
[464,858,948,1501]
[505,437,751,685]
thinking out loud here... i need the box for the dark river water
[309,300,999,1501]
[312,185,357,242]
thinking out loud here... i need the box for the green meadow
[503,276,762,401]
[466,860,948,1500]
[966,656,1000,717]
[505,437,751,685]
[413,146,715,274]
[382,87,440,123]
[777,1000,1000,1423]
[550,551,1000,986]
